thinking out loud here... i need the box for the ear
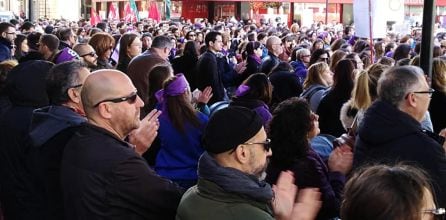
[1,32,6,38]
[406,93,417,108]
[97,103,113,119]
[234,144,249,164]
[67,88,81,104]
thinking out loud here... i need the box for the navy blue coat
[354,100,446,207]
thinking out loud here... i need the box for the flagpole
[325,0,328,25]
[420,0,435,81]
[368,0,374,63]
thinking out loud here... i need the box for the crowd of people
[0,15,445,220]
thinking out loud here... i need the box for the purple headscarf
[235,85,250,97]
[155,73,189,104]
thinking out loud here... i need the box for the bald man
[73,43,98,70]
[260,36,283,74]
[61,69,184,220]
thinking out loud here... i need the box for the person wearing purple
[155,74,209,189]
[229,73,272,127]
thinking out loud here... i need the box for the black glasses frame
[413,88,435,97]
[93,91,138,107]
[243,138,271,152]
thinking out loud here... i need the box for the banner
[90,8,101,26]
[353,0,386,39]
[108,2,119,21]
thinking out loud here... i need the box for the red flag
[148,1,160,22]
[124,2,137,23]
[108,3,119,21]
[90,8,100,26]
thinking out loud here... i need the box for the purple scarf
[155,73,189,104]
[250,54,262,65]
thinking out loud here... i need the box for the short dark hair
[40,34,60,51]
[0,22,14,34]
[46,60,87,105]
[58,28,73,41]
[20,21,34,31]
[204,31,222,47]
[151,35,172,49]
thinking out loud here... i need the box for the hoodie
[29,105,86,147]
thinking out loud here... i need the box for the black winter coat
[354,100,446,207]
[61,123,184,220]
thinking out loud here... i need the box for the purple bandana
[155,73,189,103]
[235,85,250,97]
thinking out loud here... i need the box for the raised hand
[128,109,162,156]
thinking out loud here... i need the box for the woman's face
[127,37,142,58]
[321,68,334,86]
[315,42,324,50]
[21,39,29,53]
[255,46,263,57]
[103,44,113,60]
[308,111,320,139]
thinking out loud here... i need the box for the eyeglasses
[243,138,271,152]
[413,88,435,98]
[93,91,138,107]
[273,43,283,46]
[70,84,83,89]
[80,51,96,57]
[424,208,445,220]
[6,32,16,35]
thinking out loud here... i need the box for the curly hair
[268,97,313,168]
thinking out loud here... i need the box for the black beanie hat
[203,106,263,154]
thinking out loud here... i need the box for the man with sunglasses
[61,69,184,220]
[354,66,446,207]
[0,22,16,62]
[177,106,321,220]
[73,43,98,71]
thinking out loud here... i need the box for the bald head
[266,36,281,51]
[81,69,135,116]
[73,43,94,57]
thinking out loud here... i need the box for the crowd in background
[0,15,445,220]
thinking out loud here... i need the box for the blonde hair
[304,62,329,89]
[351,63,388,109]
[432,58,446,93]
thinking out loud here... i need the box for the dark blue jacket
[260,52,279,75]
[354,100,446,207]
[290,60,308,85]
[28,106,86,220]
[0,37,13,62]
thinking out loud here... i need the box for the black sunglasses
[93,91,138,107]
[80,51,96,57]
[243,138,271,152]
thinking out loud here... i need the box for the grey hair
[296,48,311,61]
[377,65,425,107]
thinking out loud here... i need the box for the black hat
[203,106,263,154]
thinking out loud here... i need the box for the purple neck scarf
[235,85,250,97]
[249,54,262,65]
[155,73,189,104]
